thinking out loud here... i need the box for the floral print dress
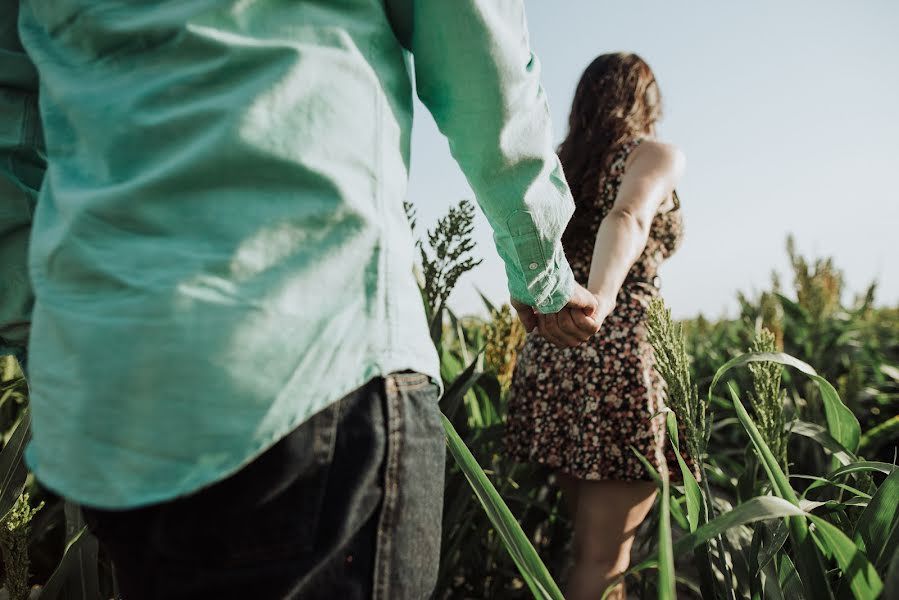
[504,138,687,481]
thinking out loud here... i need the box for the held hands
[511,284,613,348]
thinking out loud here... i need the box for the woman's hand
[512,284,611,348]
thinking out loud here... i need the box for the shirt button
[528,262,539,270]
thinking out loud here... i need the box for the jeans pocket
[376,373,445,599]
[151,403,341,565]
[391,371,434,391]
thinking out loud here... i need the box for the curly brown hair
[559,53,662,245]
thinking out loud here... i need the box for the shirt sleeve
[396,0,575,313]
[0,3,45,356]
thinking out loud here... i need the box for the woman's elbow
[608,207,651,239]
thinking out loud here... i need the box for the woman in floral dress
[505,53,686,600]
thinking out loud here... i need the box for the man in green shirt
[1,0,601,597]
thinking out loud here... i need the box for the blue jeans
[82,373,445,599]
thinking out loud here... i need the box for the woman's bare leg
[558,475,657,600]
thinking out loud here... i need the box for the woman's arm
[586,141,685,313]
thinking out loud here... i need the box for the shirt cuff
[506,242,575,314]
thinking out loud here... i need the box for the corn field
[1,201,897,599]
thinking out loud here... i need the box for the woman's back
[505,136,688,481]
[563,138,684,290]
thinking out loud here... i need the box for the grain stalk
[0,493,43,600]
[646,298,736,599]
[747,329,789,472]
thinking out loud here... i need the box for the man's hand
[536,284,602,348]
[512,285,614,348]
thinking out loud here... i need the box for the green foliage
[646,299,709,464]
[747,330,789,471]
[0,201,895,600]
[407,199,483,315]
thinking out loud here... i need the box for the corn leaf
[808,515,883,600]
[630,445,689,531]
[0,407,30,521]
[729,383,834,600]
[755,520,789,576]
[827,461,897,479]
[789,420,856,466]
[623,496,806,582]
[439,355,482,422]
[882,546,899,600]
[441,414,564,600]
[776,553,805,600]
[657,460,677,599]
[852,466,899,571]
[477,288,498,314]
[39,524,100,600]
[710,351,860,453]
[665,411,702,532]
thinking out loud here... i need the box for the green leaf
[883,546,899,600]
[441,414,564,600]
[858,416,899,456]
[438,354,483,422]
[666,411,703,532]
[39,525,101,600]
[760,554,787,600]
[812,374,861,454]
[477,288,498,314]
[60,503,101,600]
[709,351,860,453]
[629,445,689,531]
[788,421,856,466]
[853,466,899,571]
[827,461,897,479]
[657,462,677,600]
[776,553,806,600]
[878,364,899,382]
[729,384,799,505]
[756,520,789,576]
[0,407,30,521]
[623,496,806,584]
[808,515,883,600]
[728,383,834,600]
[429,305,444,349]
[793,474,871,500]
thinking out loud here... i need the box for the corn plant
[607,298,897,600]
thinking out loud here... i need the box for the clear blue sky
[407,0,899,319]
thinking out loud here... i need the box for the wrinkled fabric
[0,0,575,509]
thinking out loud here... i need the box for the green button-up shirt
[0,0,575,508]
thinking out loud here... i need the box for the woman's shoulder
[625,139,685,174]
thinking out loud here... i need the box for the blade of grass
[728,383,834,600]
[882,546,899,600]
[439,354,483,422]
[852,466,899,571]
[619,496,807,583]
[629,445,689,531]
[788,420,856,466]
[0,407,30,521]
[776,553,805,600]
[710,351,860,453]
[441,413,564,600]
[808,515,883,600]
[665,412,702,532]
[657,458,676,600]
